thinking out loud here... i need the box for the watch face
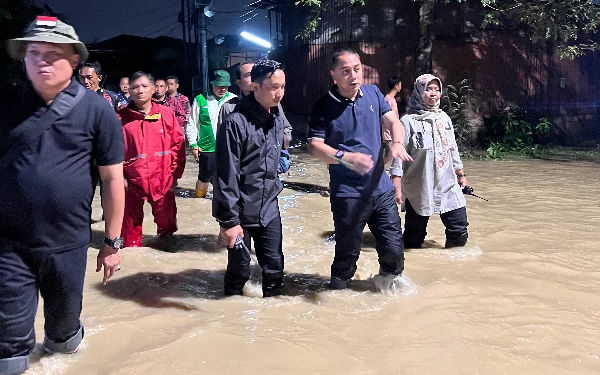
[105,237,124,249]
[114,238,124,249]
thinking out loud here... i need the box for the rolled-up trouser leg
[39,246,87,354]
[330,196,372,284]
[441,206,469,248]
[251,214,284,297]
[403,199,430,248]
[367,189,404,276]
[224,230,252,296]
[0,249,38,375]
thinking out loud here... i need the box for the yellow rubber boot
[195,189,207,198]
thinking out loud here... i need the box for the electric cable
[143,20,181,38]
[65,4,180,18]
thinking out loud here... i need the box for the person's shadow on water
[283,181,329,195]
[90,229,222,253]
[319,230,379,252]
[96,267,375,310]
[96,269,227,310]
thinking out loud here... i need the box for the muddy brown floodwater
[25,153,600,375]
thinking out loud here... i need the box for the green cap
[8,16,88,62]
[210,70,231,87]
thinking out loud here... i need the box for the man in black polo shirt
[0,17,125,374]
[308,49,413,290]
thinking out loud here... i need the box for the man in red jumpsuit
[117,71,186,247]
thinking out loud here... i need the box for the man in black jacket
[213,59,286,297]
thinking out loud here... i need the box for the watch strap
[104,236,124,250]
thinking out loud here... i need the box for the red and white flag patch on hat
[36,16,58,27]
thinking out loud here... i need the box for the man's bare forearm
[99,164,125,239]
[102,180,124,238]
[383,112,406,144]
[308,139,341,165]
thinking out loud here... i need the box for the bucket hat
[210,70,231,87]
[8,16,88,62]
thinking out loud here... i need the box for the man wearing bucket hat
[0,16,125,375]
[185,69,236,198]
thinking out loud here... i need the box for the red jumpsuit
[118,101,186,247]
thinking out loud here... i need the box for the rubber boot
[262,277,284,297]
[445,233,468,248]
[403,239,423,249]
[330,276,350,290]
[195,188,207,198]
[224,285,244,296]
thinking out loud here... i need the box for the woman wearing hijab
[390,74,470,248]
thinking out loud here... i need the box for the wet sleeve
[175,100,187,127]
[307,101,326,140]
[169,110,186,179]
[447,117,464,171]
[213,114,243,228]
[185,98,200,148]
[112,93,119,111]
[389,116,412,177]
[182,96,191,121]
[279,103,292,148]
[217,102,233,129]
[94,105,124,166]
[278,149,291,174]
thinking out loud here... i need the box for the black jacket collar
[235,93,279,128]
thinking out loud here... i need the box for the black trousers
[330,189,405,281]
[0,244,87,375]
[403,199,469,248]
[224,213,284,297]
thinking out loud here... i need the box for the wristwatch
[335,149,345,159]
[104,236,124,250]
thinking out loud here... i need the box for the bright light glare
[240,31,272,49]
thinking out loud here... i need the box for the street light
[240,31,272,49]
[204,4,215,17]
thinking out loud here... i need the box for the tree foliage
[480,0,600,58]
[295,0,600,59]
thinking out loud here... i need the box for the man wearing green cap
[0,16,125,374]
[185,69,236,198]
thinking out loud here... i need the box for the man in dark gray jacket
[213,59,286,297]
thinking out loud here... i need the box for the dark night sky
[34,0,271,43]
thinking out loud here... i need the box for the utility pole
[199,12,208,94]
[181,0,187,66]
[195,0,211,95]
[195,7,201,96]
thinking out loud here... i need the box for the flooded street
[27,153,600,374]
